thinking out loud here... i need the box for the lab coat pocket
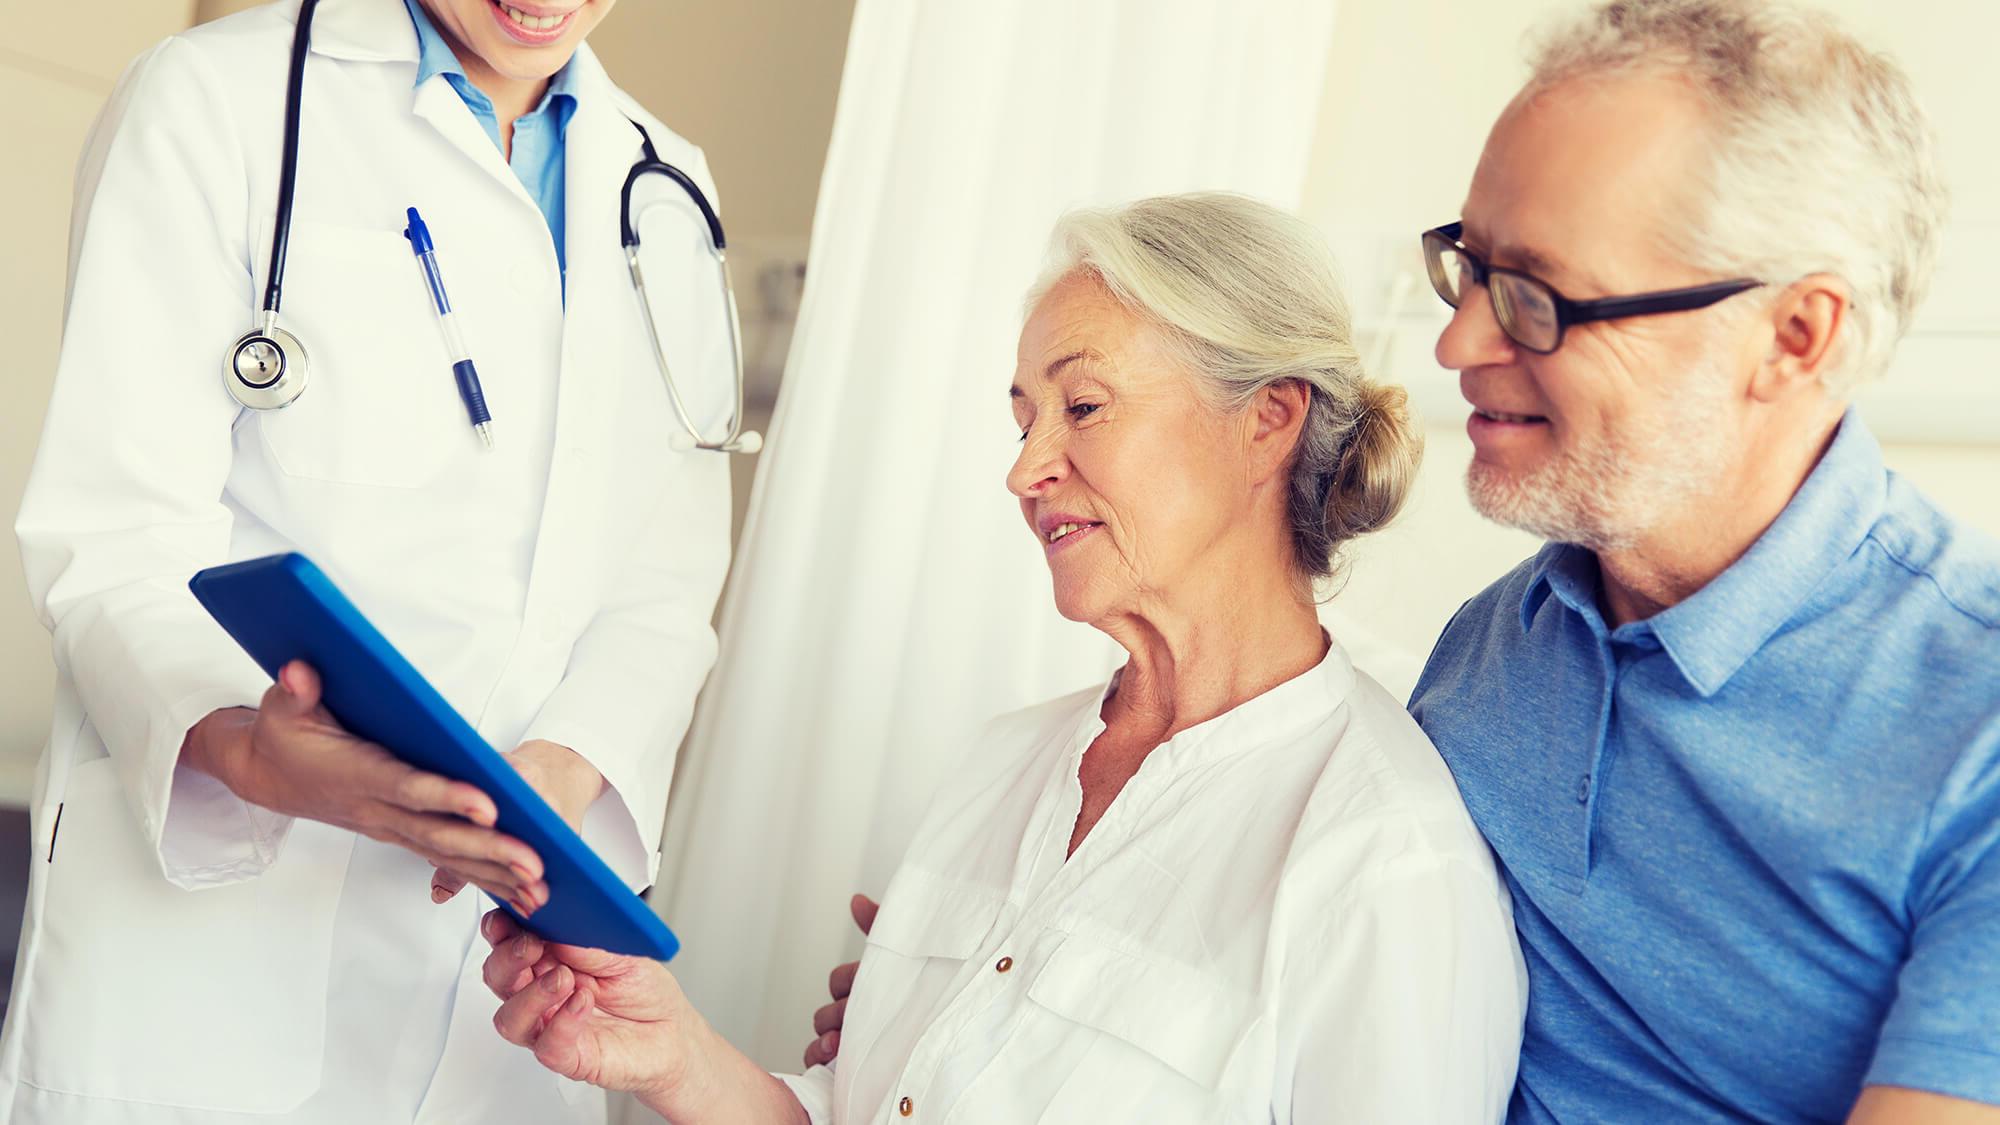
[17,757,350,1112]
[253,221,465,489]
[1025,934,1257,1109]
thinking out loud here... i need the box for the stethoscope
[225,0,761,454]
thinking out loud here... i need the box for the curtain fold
[655,0,1341,1070]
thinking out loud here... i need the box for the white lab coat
[3,1,732,1121]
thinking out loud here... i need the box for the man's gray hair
[1527,0,1948,391]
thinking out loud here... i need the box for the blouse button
[899,1095,914,1116]
[995,956,1013,973]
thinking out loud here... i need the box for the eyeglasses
[1420,221,1763,354]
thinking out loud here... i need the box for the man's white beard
[1465,374,1735,552]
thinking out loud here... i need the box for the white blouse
[779,639,1526,1124]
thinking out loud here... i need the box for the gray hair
[1029,193,1422,585]
[1525,0,1948,392]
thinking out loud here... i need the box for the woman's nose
[1006,426,1068,499]
[1435,285,1517,373]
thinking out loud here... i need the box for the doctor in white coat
[5,0,733,1121]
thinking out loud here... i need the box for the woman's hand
[431,739,605,905]
[483,912,813,1124]
[184,661,547,913]
[482,910,694,1098]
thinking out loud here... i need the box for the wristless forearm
[180,707,257,793]
[637,1017,811,1125]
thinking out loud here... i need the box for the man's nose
[1436,284,1517,373]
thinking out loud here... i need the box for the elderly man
[1408,0,1999,1122]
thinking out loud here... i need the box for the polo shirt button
[995,956,1013,973]
[899,1095,914,1116]
[1576,774,1592,804]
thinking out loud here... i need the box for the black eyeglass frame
[1421,221,1764,354]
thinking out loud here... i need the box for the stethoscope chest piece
[225,322,310,410]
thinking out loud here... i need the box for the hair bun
[1322,381,1422,544]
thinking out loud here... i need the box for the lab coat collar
[1066,631,1359,769]
[276,0,418,64]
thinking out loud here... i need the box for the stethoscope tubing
[264,0,321,325]
[621,131,756,454]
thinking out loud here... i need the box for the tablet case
[190,552,680,961]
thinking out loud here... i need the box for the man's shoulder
[1865,473,2000,636]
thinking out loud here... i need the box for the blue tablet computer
[190,552,680,961]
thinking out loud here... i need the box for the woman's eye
[1067,403,1101,420]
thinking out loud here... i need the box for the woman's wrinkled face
[1008,273,1251,626]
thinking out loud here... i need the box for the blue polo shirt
[404,0,579,272]
[1411,415,2000,1122]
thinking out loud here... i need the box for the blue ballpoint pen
[403,207,494,449]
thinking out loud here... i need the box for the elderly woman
[480,194,1525,1122]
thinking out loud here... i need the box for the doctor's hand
[802,893,878,1068]
[482,911,810,1124]
[430,740,605,905]
[183,661,549,914]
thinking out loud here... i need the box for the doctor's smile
[488,1,579,44]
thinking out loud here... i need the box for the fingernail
[432,886,448,903]
[565,990,588,1016]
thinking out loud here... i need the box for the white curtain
[654,0,1340,1071]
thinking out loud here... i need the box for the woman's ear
[1247,379,1312,486]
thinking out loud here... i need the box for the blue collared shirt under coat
[1411,414,2000,1122]
[404,0,579,274]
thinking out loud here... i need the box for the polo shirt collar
[1521,411,1888,696]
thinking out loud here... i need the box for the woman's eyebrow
[1012,348,1104,398]
[1045,348,1103,380]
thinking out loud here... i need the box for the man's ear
[1752,273,1850,403]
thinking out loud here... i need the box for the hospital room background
[3,0,1995,1110]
